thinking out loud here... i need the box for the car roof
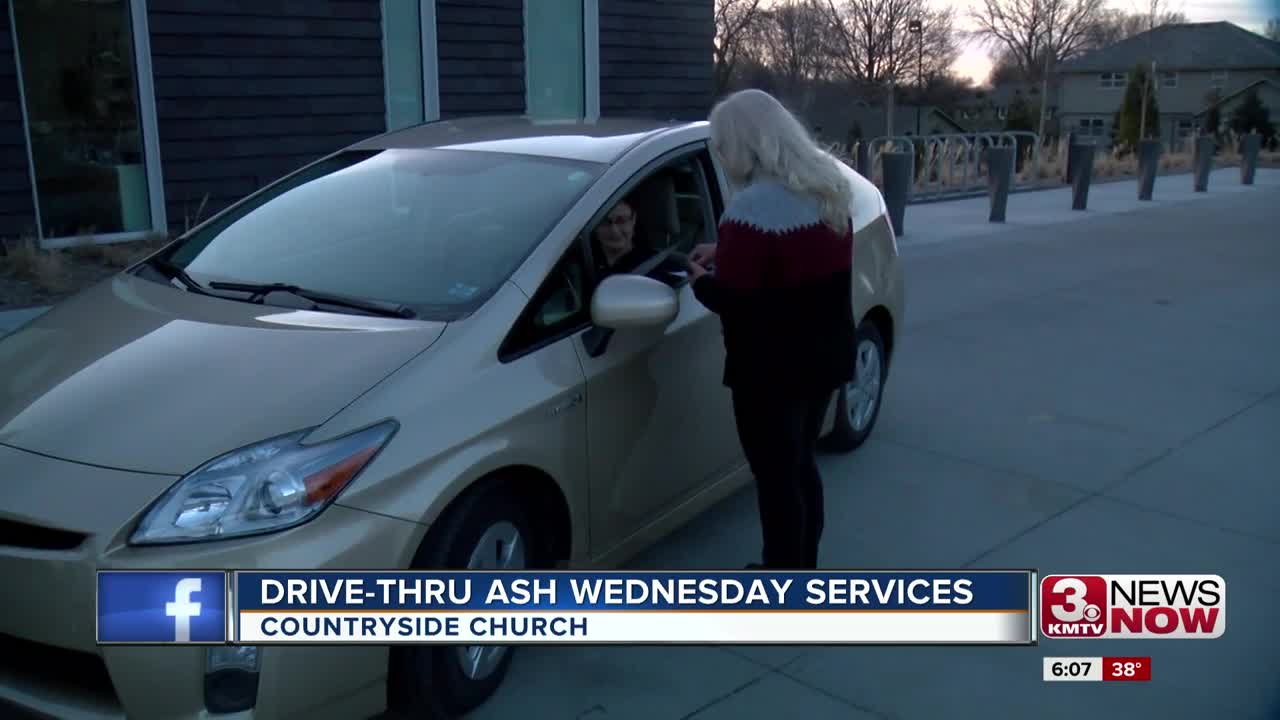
[347,115,705,164]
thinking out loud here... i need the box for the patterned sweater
[692,178,856,393]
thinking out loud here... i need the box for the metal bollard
[1071,144,1094,211]
[1064,132,1077,184]
[881,151,912,237]
[1193,136,1214,192]
[1240,133,1261,185]
[1137,139,1160,201]
[855,142,871,179]
[986,145,1013,222]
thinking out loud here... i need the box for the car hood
[0,274,446,475]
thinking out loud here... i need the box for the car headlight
[130,420,397,545]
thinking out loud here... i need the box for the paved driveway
[470,171,1280,719]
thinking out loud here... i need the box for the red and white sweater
[692,178,856,393]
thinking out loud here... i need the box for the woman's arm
[689,222,769,316]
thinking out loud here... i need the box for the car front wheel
[822,322,887,453]
[388,481,537,718]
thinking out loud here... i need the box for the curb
[901,165,1254,207]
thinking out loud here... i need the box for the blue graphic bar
[234,570,1032,612]
[97,571,228,644]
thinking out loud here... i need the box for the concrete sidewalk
[896,165,1280,250]
[469,169,1280,718]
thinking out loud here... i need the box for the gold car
[0,117,903,719]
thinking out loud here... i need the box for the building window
[525,0,585,119]
[1159,71,1178,88]
[382,0,439,131]
[1177,119,1195,137]
[11,0,163,242]
[1078,117,1106,137]
[1210,71,1228,88]
[1099,72,1127,88]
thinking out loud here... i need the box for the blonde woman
[688,89,856,570]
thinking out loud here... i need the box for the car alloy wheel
[389,480,540,719]
[848,336,882,433]
[454,520,526,681]
[819,321,887,453]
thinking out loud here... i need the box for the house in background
[1195,77,1280,135]
[956,80,1060,134]
[802,99,968,148]
[0,0,713,248]
[1055,21,1280,148]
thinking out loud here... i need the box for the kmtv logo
[1040,574,1225,639]
[97,571,227,644]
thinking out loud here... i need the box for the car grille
[0,632,120,713]
[0,518,87,551]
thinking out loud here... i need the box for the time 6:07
[1052,661,1092,677]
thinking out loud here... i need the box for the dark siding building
[1,0,713,245]
[436,0,525,117]
[147,0,388,232]
[0,10,35,238]
[599,0,714,121]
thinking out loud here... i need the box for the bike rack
[851,131,1043,202]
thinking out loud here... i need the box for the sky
[952,0,1279,84]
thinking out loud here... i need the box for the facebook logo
[97,571,227,644]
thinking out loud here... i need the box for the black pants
[731,387,832,569]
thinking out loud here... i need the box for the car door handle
[549,392,583,416]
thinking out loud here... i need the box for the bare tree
[752,0,834,87]
[969,0,1107,80]
[715,0,764,96]
[1265,18,1280,42]
[1088,7,1186,48]
[823,0,959,86]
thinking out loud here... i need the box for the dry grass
[1,236,74,293]
[835,131,1280,198]
[63,234,169,269]
[1,234,171,303]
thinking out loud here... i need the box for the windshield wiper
[146,256,214,296]
[206,281,417,319]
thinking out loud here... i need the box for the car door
[573,145,743,557]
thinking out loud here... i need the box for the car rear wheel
[388,481,538,719]
[822,322,887,453]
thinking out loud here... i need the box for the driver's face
[595,201,636,257]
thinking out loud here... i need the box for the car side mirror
[590,274,678,330]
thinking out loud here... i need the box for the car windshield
[159,148,604,320]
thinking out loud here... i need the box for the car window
[586,153,716,289]
[532,248,588,330]
[500,243,591,361]
[160,149,604,321]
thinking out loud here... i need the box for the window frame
[498,142,719,363]
[1159,71,1178,88]
[1098,72,1127,89]
[1077,117,1106,137]
[10,0,168,247]
[1210,70,1228,88]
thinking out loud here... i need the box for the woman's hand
[686,258,709,281]
[689,243,717,267]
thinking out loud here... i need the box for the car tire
[388,480,540,719]
[821,321,888,453]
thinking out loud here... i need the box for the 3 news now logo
[97,571,228,644]
[1040,574,1225,639]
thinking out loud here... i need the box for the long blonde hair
[709,89,854,232]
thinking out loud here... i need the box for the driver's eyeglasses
[602,212,634,229]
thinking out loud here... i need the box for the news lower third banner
[97,570,1036,645]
